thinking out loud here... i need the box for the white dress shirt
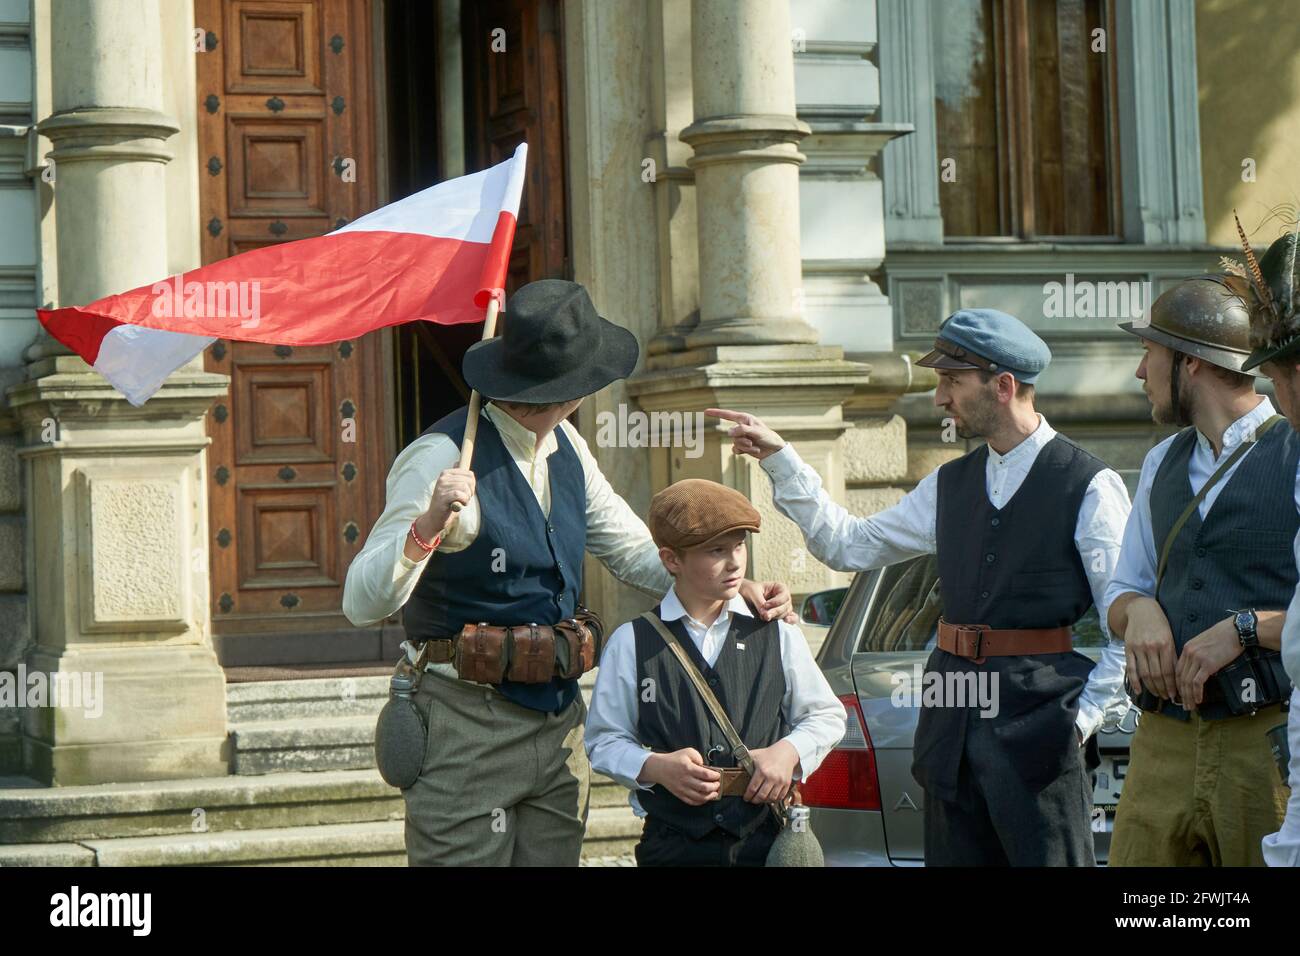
[759,413,1133,740]
[585,584,847,817]
[342,401,673,684]
[1262,687,1300,866]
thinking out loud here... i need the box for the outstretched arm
[708,408,938,572]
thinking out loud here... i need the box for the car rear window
[857,555,1105,652]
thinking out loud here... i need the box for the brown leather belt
[715,767,751,797]
[411,608,605,684]
[937,618,1073,662]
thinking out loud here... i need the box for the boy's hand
[739,579,797,624]
[706,408,786,461]
[744,740,800,805]
[639,749,721,805]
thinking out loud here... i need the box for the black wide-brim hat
[461,279,640,403]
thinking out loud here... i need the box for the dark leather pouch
[506,624,557,683]
[454,623,509,684]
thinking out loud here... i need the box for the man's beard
[953,387,999,439]
[1152,358,1194,427]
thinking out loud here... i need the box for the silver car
[799,554,1135,865]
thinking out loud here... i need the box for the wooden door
[462,0,569,287]
[195,0,392,666]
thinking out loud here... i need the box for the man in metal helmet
[1105,273,1296,866]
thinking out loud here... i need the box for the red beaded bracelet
[409,519,441,553]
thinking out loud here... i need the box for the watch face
[1236,611,1257,634]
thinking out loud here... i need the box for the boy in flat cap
[713,307,1133,866]
[343,280,795,866]
[585,478,846,866]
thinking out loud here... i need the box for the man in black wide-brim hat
[343,278,795,866]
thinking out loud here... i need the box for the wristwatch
[1232,609,1259,649]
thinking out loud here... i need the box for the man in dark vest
[1106,272,1295,866]
[1232,229,1300,866]
[342,279,794,866]
[712,308,1133,865]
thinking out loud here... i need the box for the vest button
[1192,579,1203,590]
[708,676,719,687]
[990,517,1000,527]
[980,590,990,599]
[1195,547,1206,557]
[714,813,726,825]
[985,553,995,563]
[1187,612,1198,622]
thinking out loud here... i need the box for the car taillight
[800,693,881,811]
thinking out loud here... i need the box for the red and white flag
[37,143,527,405]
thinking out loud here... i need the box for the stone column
[629,0,872,597]
[679,0,818,348]
[4,0,230,785]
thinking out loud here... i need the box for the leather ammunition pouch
[1214,647,1292,716]
[420,606,606,685]
[1129,646,1292,718]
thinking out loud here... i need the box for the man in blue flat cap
[712,308,1133,865]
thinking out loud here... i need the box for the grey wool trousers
[402,669,590,866]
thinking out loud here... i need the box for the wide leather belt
[411,607,605,684]
[937,618,1074,661]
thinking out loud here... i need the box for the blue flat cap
[915,308,1052,384]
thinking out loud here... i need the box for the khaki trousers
[1110,703,1289,866]
[402,669,590,866]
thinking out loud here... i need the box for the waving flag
[36,143,528,405]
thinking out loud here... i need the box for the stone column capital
[37,106,179,165]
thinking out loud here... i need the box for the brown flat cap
[648,479,761,550]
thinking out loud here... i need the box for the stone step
[0,768,404,845]
[54,820,408,867]
[227,711,629,795]
[0,801,641,867]
[225,676,388,723]
[581,805,643,859]
[0,765,636,855]
[229,716,378,775]
[225,673,597,724]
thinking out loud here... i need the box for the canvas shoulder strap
[639,611,786,827]
[1155,414,1283,590]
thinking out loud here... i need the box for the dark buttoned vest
[402,404,587,713]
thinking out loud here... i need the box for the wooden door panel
[197,0,387,665]
[225,1,324,94]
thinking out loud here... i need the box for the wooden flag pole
[449,294,502,512]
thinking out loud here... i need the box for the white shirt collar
[987,413,1056,467]
[485,401,558,463]
[659,583,753,629]
[1195,397,1275,458]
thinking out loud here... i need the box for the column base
[17,645,229,786]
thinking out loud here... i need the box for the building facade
[0,0,1295,801]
